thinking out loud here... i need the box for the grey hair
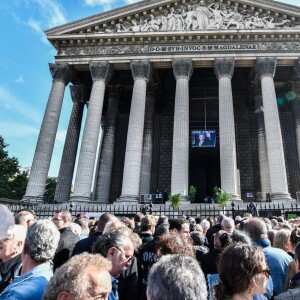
[8,224,27,244]
[274,229,291,251]
[245,218,268,241]
[231,230,252,245]
[42,253,111,300]
[93,229,133,257]
[147,254,207,300]
[190,231,206,246]
[221,217,235,230]
[25,219,60,263]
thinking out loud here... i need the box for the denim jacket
[274,272,300,300]
[108,276,119,300]
[0,262,53,300]
[254,239,293,296]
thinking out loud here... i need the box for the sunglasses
[114,246,133,262]
[261,268,270,278]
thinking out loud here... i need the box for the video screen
[191,130,216,148]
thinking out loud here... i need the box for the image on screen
[191,130,216,148]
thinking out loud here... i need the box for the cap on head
[0,204,14,240]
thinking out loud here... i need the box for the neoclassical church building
[23,0,300,204]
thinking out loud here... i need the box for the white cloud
[33,0,67,27]
[0,122,39,138]
[55,129,67,144]
[83,0,114,10]
[124,0,140,4]
[14,75,24,84]
[27,18,42,33]
[0,86,42,124]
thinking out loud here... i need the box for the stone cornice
[49,28,300,51]
[45,0,300,37]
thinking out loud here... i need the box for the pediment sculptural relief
[107,0,292,33]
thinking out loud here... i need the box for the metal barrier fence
[4,201,300,220]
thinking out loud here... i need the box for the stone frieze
[57,42,300,56]
[105,0,293,33]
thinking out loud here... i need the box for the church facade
[23,0,300,203]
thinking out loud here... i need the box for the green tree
[9,171,29,200]
[0,136,20,198]
[44,177,57,203]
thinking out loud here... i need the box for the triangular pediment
[46,0,300,38]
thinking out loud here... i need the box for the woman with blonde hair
[0,225,27,292]
[274,229,293,257]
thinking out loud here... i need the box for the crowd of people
[1,203,300,299]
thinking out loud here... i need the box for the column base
[270,192,292,201]
[21,195,43,204]
[70,195,92,203]
[231,193,242,201]
[179,195,190,203]
[116,194,139,203]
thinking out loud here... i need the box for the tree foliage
[213,186,231,209]
[0,136,28,199]
[44,177,57,203]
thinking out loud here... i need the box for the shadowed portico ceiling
[45,0,300,69]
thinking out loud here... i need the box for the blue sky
[0,0,299,177]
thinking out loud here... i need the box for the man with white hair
[147,254,207,300]
[0,219,60,300]
[221,216,235,234]
[42,253,112,300]
[93,229,134,300]
[200,219,211,235]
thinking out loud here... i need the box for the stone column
[140,85,156,195]
[252,82,271,200]
[54,85,88,203]
[72,61,113,202]
[23,63,72,203]
[255,57,291,201]
[214,57,240,200]
[93,86,120,203]
[171,59,193,200]
[118,60,152,202]
[293,58,300,171]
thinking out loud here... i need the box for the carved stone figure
[209,3,228,29]
[225,6,244,29]
[167,7,177,31]
[110,0,294,33]
[148,14,161,31]
[185,5,197,30]
[195,0,212,30]
[175,8,185,31]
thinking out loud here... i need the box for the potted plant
[170,193,181,210]
[213,186,231,210]
[188,185,197,203]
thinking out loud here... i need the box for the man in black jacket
[52,210,79,270]
[72,213,116,256]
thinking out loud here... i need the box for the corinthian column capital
[214,57,235,79]
[255,57,277,79]
[130,60,152,81]
[70,84,89,104]
[172,59,193,80]
[49,63,72,85]
[89,61,114,83]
